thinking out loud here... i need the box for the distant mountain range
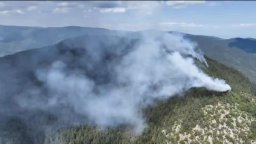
[0,25,255,84]
[0,25,126,57]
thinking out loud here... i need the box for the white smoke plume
[17,31,231,134]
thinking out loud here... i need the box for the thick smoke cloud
[0,32,231,143]
[20,32,230,133]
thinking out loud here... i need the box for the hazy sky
[1,1,256,38]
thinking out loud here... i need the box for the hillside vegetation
[187,34,256,84]
[47,57,256,144]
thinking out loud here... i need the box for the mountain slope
[186,34,256,84]
[0,28,255,144]
[4,33,249,144]
[0,34,141,144]
[48,57,256,144]
[229,38,256,53]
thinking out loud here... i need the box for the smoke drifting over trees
[0,32,231,143]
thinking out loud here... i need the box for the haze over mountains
[0,25,120,57]
[1,25,255,84]
[0,25,255,144]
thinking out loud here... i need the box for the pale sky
[1,1,256,38]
